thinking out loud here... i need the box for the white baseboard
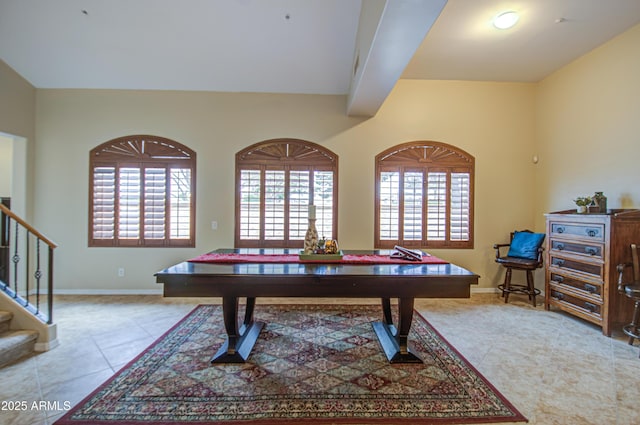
[470,287,500,294]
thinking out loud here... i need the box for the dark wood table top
[155,249,479,299]
[156,248,479,278]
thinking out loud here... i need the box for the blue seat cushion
[507,231,545,260]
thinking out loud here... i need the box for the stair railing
[0,204,56,324]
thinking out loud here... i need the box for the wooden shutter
[235,139,338,248]
[89,135,196,247]
[144,167,166,240]
[289,170,310,240]
[239,169,261,240]
[92,166,116,240]
[375,141,474,249]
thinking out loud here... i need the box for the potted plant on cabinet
[574,196,592,213]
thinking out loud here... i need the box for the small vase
[303,218,318,254]
[576,205,587,214]
[593,192,607,213]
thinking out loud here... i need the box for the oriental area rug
[56,304,526,425]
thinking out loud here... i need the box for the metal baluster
[35,239,42,315]
[25,231,30,307]
[0,206,56,325]
[47,245,54,324]
[12,221,19,297]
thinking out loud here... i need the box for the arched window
[375,141,474,249]
[235,138,338,248]
[89,135,196,247]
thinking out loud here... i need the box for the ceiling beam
[346,0,447,117]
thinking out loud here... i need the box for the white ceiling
[403,0,640,82]
[1,0,640,115]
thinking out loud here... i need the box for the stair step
[0,330,38,368]
[0,310,12,334]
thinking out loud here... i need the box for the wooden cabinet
[545,209,640,336]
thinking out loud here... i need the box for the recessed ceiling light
[493,11,519,30]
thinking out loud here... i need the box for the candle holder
[303,218,318,255]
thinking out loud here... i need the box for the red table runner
[189,253,449,265]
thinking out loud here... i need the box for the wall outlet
[118,267,125,277]
[211,221,218,230]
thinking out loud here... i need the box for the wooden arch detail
[236,138,337,166]
[376,140,474,166]
[91,135,195,162]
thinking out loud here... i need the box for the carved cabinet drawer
[550,239,603,259]
[549,222,605,241]
[549,255,603,279]
[548,272,602,299]
[549,289,602,318]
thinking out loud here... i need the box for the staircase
[0,310,38,367]
[0,202,57,367]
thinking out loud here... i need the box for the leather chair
[617,243,640,358]
[494,230,545,307]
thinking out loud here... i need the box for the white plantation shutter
[90,136,195,247]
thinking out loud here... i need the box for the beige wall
[34,81,536,292]
[0,60,35,140]
[0,60,36,219]
[0,135,12,197]
[534,23,640,230]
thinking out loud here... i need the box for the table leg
[381,297,393,325]
[244,296,256,327]
[211,296,264,363]
[372,297,422,363]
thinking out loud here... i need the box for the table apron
[159,275,473,298]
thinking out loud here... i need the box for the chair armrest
[536,246,545,264]
[493,243,510,259]
[617,263,632,292]
[618,262,631,278]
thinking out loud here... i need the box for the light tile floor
[0,293,639,425]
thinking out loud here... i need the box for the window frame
[235,138,338,248]
[374,141,474,249]
[88,135,196,248]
